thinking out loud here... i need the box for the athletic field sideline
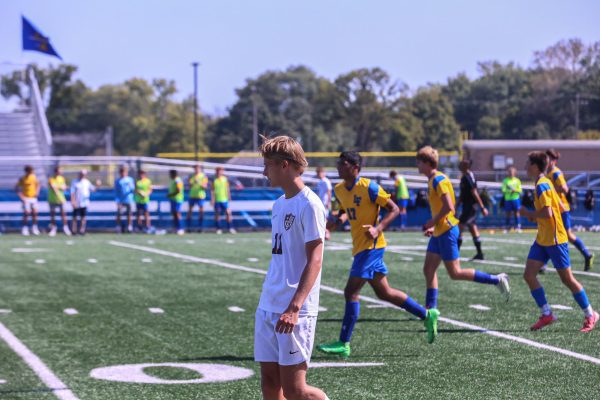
[1,231,600,399]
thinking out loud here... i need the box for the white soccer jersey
[258,186,327,316]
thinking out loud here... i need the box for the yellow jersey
[48,175,67,204]
[534,176,568,246]
[17,174,39,198]
[546,166,569,212]
[334,177,390,256]
[427,172,459,237]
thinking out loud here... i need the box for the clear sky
[0,0,599,114]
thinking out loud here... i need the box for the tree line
[2,38,599,156]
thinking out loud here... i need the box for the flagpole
[192,62,199,162]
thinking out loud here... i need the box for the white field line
[331,241,600,279]
[483,237,600,252]
[228,306,245,313]
[148,308,164,314]
[63,309,78,315]
[109,240,600,366]
[0,322,79,400]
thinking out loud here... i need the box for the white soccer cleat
[176,229,185,236]
[63,226,72,236]
[216,229,223,235]
[48,225,57,237]
[21,226,30,236]
[31,225,40,236]
[497,273,511,302]
[229,228,237,234]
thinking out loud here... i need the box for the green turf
[0,231,599,399]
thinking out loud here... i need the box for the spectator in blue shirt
[115,165,135,233]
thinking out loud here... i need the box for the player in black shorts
[457,160,489,260]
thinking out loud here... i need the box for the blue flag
[22,16,62,60]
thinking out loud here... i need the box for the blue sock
[227,220,231,229]
[573,238,591,258]
[457,235,463,250]
[473,270,499,285]
[531,287,548,308]
[215,220,220,229]
[339,302,360,343]
[400,213,407,228]
[573,289,590,310]
[402,296,427,319]
[515,215,521,228]
[426,288,438,309]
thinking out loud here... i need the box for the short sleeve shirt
[428,172,459,237]
[459,171,477,208]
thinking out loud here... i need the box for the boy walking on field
[255,135,329,400]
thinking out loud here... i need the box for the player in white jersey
[255,135,330,400]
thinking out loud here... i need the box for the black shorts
[459,206,477,226]
[73,207,87,218]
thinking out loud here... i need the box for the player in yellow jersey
[317,151,438,357]
[16,165,41,236]
[211,167,235,234]
[520,151,598,332]
[47,166,71,236]
[167,169,185,235]
[134,170,153,232]
[546,149,594,271]
[187,164,208,232]
[389,170,410,230]
[416,146,510,310]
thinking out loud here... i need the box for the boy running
[456,159,488,260]
[502,166,522,233]
[255,135,330,400]
[318,151,438,358]
[416,146,510,311]
[187,164,208,232]
[134,170,152,232]
[16,165,40,236]
[520,151,598,332]
[389,170,410,230]
[48,166,71,236]
[546,149,594,271]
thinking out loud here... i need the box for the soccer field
[1,231,600,399]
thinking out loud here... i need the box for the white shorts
[254,308,317,366]
[22,197,38,211]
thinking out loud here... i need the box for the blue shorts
[504,199,521,212]
[170,201,183,213]
[561,211,572,230]
[215,201,229,213]
[350,248,388,279]
[136,203,148,212]
[396,198,409,209]
[189,198,205,208]
[527,242,570,269]
[427,225,460,261]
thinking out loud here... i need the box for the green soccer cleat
[585,254,594,272]
[316,340,351,357]
[424,308,440,344]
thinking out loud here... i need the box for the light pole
[192,62,199,161]
[251,85,258,152]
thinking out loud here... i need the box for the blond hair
[416,146,439,168]
[260,135,308,173]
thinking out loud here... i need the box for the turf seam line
[109,240,600,367]
[0,322,80,400]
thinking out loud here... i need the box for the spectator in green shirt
[501,166,522,233]
[211,167,235,234]
[134,170,153,232]
[187,164,208,232]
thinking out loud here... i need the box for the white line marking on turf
[186,239,195,244]
[367,304,393,309]
[400,257,414,261]
[87,259,97,264]
[228,306,245,313]
[35,259,46,264]
[310,362,385,368]
[469,304,491,311]
[246,258,259,262]
[551,304,573,310]
[318,306,328,312]
[0,379,5,384]
[0,322,80,399]
[12,248,49,253]
[147,240,155,245]
[226,239,235,244]
[141,258,153,263]
[149,308,164,314]
[25,241,33,245]
[65,240,74,245]
[0,309,11,314]
[63,309,78,315]
[484,237,600,251]
[108,240,600,366]
[504,257,518,261]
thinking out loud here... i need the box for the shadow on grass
[177,355,255,362]
[319,318,417,323]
